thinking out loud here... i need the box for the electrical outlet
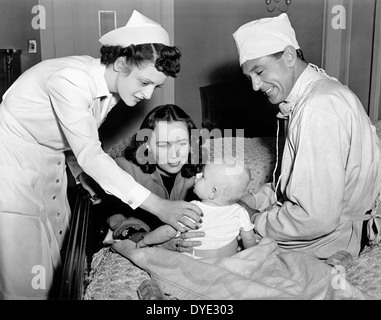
[28,40,37,53]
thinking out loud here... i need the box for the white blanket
[113,237,366,300]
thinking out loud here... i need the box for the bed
[79,120,381,300]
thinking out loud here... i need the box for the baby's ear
[208,187,218,200]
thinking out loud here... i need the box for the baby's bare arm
[137,225,177,248]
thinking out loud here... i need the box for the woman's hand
[157,231,205,253]
[140,193,203,232]
[78,172,103,205]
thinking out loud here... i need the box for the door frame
[368,0,381,120]
[321,0,353,86]
[322,0,381,120]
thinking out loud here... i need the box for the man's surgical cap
[233,13,300,66]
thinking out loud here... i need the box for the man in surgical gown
[234,13,381,260]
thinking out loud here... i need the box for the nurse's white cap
[233,13,300,66]
[99,10,170,47]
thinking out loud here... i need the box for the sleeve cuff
[123,183,151,210]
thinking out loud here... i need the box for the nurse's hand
[157,231,205,252]
[78,172,103,205]
[140,194,203,232]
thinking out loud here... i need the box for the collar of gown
[90,58,111,99]
[277,64,319,119]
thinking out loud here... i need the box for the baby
[134,160,257,259]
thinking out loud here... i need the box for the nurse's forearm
[139,193,202,232]
[139,193,164,216]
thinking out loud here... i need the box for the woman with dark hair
[104,104,206,251]
[124,103,199,178]
[0,11,201,299]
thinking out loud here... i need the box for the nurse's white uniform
[0,56,151,299]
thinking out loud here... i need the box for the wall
[38,0,145,151]
[1,1,378,137]
[0,0,326,143]
[174,0,325,128]
[38,0,175,151]
[0,0,42,73]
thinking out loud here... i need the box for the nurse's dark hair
[100,43,181,77]
[272,48,307,62]
[123,104,202,178]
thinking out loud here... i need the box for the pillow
[107,137,132,159]
[107,136,282,193]
[203,137,283,193]
[372,120,381,138]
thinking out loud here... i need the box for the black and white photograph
[0,0,380,309]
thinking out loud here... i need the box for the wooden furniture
[60,186,94,300]
[199,81,283,137]
[0,49,22,103]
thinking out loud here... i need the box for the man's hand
[157,231,205,252]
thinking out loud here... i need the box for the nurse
[0,10,202,299]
